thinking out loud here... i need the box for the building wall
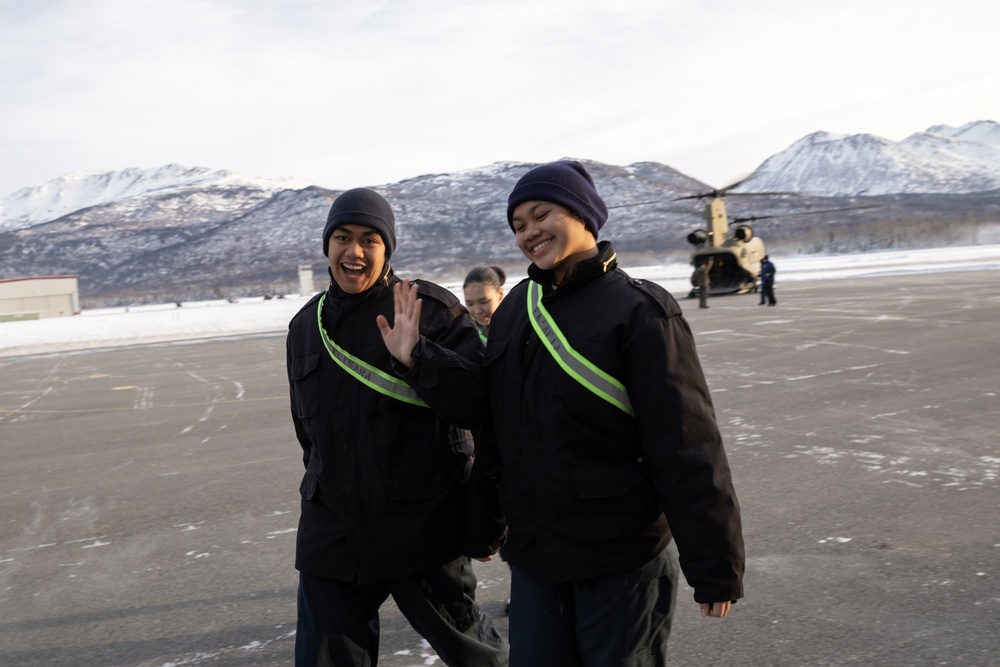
[0,276,80,320]
[298,264,316,296]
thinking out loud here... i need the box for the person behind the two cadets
[461,264,511,613]
[464,161,745,666]
[285,187,508,667]
[463,266,506,341]
[760,254,777,306]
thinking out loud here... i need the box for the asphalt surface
[1,269,998,666]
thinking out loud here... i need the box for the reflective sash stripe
[316,293,430,408]
[526,281,635,417]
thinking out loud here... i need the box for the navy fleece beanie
[506,161,609,238]
[322,188,397,258]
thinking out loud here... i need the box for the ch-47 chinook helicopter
[677,182,774,297]
[677,183,878,298]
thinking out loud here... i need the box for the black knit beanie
[506,161,609,238]
[322,188,397,258]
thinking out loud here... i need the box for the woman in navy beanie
[505,160,608,239]
[452,160,746,665]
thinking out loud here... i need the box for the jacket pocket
[289,351,322,418]
[556,457,661,535]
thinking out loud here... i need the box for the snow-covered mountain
[737,121,1000,196]
[3,124,999,304]
[0,165,308,234]
[0,160,720,302]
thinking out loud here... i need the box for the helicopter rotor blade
[607,200,681,210]
[725,191,800,197]
[795,204,883,215]
[670,188,799,202]
[729,203,883,224]
[729,214,778,223]
[607,200,707,214]
[608,195,883,219]
[670,193,715,201]
[716,174,754,195]
[770,203,884,219]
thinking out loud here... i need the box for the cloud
[1,0,998,196]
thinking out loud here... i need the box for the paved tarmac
[1,269,998,666]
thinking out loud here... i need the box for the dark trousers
[508,541,679,667]
[296,556,508,667]
[762,282,776,305]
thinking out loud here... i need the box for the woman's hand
[699,600,732,618]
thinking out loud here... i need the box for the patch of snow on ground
[2,245,999,358]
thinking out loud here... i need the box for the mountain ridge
[737,120,1000,196]
[0,165,309,234]
[2,122,999,305]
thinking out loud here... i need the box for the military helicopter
[678,182,775,297]
[677,183,878,298]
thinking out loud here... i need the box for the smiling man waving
[285,187,507,667]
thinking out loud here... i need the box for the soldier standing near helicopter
[759,255,777,306]
[695,256,713,308]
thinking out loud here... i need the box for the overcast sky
[1,0,998,198]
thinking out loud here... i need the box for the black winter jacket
[468,243,744,603]
[287,273,487,583]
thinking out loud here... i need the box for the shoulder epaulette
[411,279,461,307]
[289,291,324,329]
[623,273,682,318]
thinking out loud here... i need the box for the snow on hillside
[3,244,999,359]
[0,165,309,233]
[738,121,1000,196]
[926,120,1000,146]
[904,125,1000,170]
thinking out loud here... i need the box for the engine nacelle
[734,224,754,241]
[687,229,708,246]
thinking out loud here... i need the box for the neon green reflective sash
[317,292,429,408]
[526,281,634,417]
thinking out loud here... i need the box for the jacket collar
[527,241,618,291]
